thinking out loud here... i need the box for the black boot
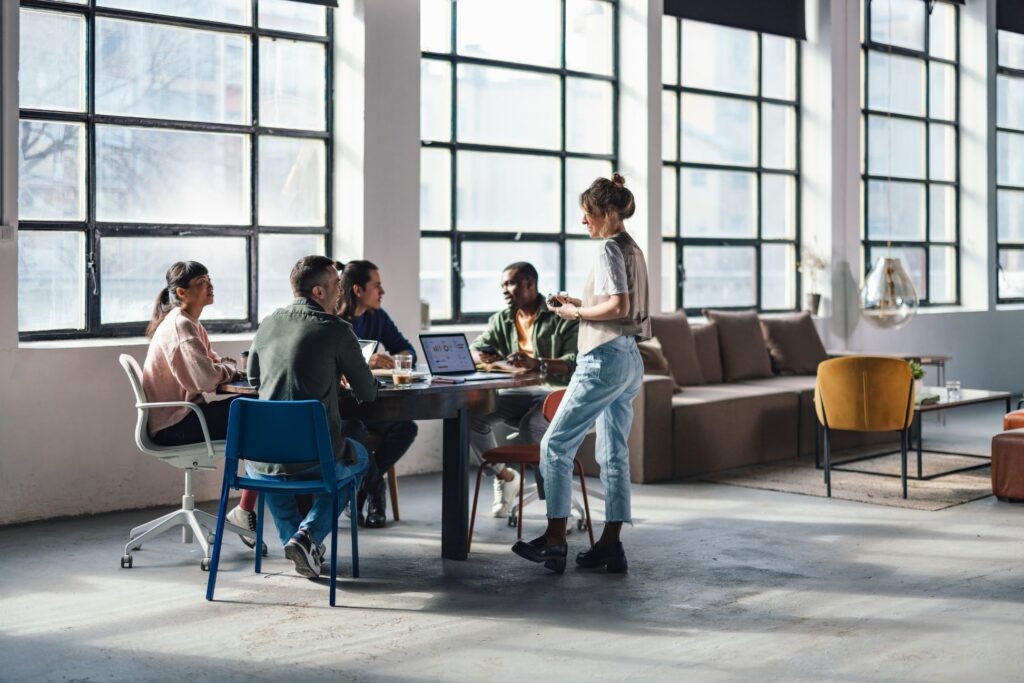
[511,535,568,574]
[364,491,387,529]
[575,541,627,573]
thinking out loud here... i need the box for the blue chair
[205,398,362,607]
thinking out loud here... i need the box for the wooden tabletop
[219,371,543,397]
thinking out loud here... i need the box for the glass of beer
[392,354,414,387]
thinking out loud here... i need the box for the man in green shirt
[469,262,579,518]
[247,256,378,579]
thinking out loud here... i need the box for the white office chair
[118,354,258,570]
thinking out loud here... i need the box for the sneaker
[284,530,322,579]
[226,505,257,549]
[491,469,521,518]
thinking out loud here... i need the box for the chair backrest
[814,356,915,432]
[119,353,155,451]
[225,398,338,487]
[542,389,567,422]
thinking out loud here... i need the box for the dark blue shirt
[348,308,417,363]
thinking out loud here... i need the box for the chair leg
[330,493,340,608]
[575,459,595,547]
[900,428,909,500]
[814,423,821,469]
[824,427,832,498]
[349,480,359,579]
[468,465,485,552]
[124,509,190,553]
[186,511,212,559]
[517,464,526,541]
[254,493,265,574]
[129,510,179,540]
[205,482,231,601]
[387,467,401,522]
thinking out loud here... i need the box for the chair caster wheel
[121,554,133,568]
[507,513,517,527]
[207,533,216,544]
[577,518,587,531]
[261,542,269,557]
[201,558,211,572]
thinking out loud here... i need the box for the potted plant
[798,245,828,316]
[909,359,925,394]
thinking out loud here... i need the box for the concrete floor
[2,405,1023,682]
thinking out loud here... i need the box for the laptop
[419,333,499,382]
[357,339,378,365]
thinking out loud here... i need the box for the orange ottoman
[1003,410,1024,430]
[991,429,1024,502]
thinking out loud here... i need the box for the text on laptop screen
[421,335,476,373]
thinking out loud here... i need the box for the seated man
[470,261,579,517]
[246,256,378,579]
[337,260,418,528]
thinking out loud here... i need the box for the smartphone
[546,294,563,308]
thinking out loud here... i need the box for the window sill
[424,322,487,336]
[18,330,255,351]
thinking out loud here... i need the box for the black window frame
[661,15,803,315]
[420,0,619,325]
[996,28,1024,304]
[17,0,334,341]
[860,0,960,307]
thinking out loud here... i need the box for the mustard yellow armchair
[814,356,916,498]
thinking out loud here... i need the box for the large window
[420,0,617,322]
[17,0,332,339]
[861,0,959,306]
[997,29,1024,302]
[661,17,800,314]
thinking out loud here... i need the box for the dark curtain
[999,1,1024,35]
[663,0,806,40]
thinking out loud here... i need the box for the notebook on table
[419,333,501,383]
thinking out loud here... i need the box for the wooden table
[220,373,543,561]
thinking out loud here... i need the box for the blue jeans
[244,439,369,547]
[540,335,643,523]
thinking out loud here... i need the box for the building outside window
[997,28,1024,301]
[17,0,332,339]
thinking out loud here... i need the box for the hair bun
[611,172,626,187]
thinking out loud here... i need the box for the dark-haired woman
[512,173,649,574]
[337,260,418,528]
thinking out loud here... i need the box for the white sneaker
[226,505,257,548]
[491,469,521,518]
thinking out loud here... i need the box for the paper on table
[476,360,530,375]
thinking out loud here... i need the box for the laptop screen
[420,334,476,374]
[358,339,378,365]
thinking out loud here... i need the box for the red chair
[1004,409,1024,431]
[467,389,594,551]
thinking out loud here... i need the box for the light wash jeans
[540,335,643,522]
[245,439,369,547]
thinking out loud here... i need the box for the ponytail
[145,261,209,337]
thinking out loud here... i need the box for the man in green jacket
[470,262,579,518]
[247,256,378,579]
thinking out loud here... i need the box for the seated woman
[142,261,255,546]
[337,260,419,529]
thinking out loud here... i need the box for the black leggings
[152,397,237,446]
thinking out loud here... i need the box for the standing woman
[512,174,649,574]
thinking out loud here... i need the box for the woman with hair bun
[512,173,650,574]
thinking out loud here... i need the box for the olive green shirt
[247,298,378,475]
[471,297,579,385]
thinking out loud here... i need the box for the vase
[805,293,821,316]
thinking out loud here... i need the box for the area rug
[701,449,993,511]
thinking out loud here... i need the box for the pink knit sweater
[142,308,237,435]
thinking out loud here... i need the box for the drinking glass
[392,354,414,387]
[944,379,961,399]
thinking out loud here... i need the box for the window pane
[96,18,249,125]
[869,246,925,300]
[680,169,755,238]
[869,0,925,52]
[18,231,85,332]
[867,51,925,117]
[683,246,756,309]
[762,174,796,239]
[999,189,1024,243]
[565,0,613,76]
[999,249,1024,299]
[421,237,452,320]
[930,184,956,242]
[929,124,956,182]
[258,234,325,320]
[662,166,677,237]
[566,239,601,299]
[998,131,1024,187]
[18,121,85,222]
[421,59,452,142]
[98,0,250,25]
[681,94,757,166]
[420,147,451,230]
[96,125,250,224]
[867,180,925,240]
[456,0,560,68]
[259,38,326,131]
[661,242,677,312]
[662,17,678,86]
[762,104,796,170]
[762,35,796,101]
[928,2,956,61]
[259,137,326,227]
[929,62,956,122]
[456,152,559,233]
[421,0,452,54]
[662,91,678,161]
[100,236,248,323]
[929,245,956,304]
[867,115,925,179]
[762,244,796,310]
[566,78,613,154]
[457,64,560,149]
[258,0,326,36]
[19,9,85,112]
[566,158,612,235]
[999,30,1024,70]
[997,74,1024,131]
[460,242,559,314]
[681,20,757,96]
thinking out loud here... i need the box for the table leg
[441,407,470,561]
[937,362,947,426]
[916,411,924,479]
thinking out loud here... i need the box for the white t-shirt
[593,239,628,296]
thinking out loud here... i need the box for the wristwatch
[538,359,549,376]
